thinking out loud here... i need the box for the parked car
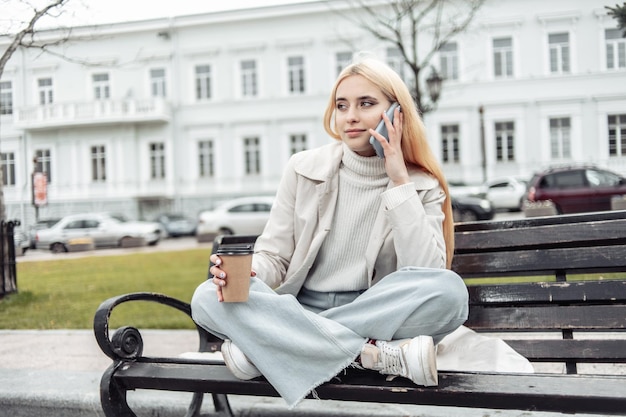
[451,194,495,222]
[448,181,483,198]
[196,196,274,240]
[153,213,197,238]
[481,177,528,211]
[28,218,62,249]
[525,165,626,214]
[35,212,161,253]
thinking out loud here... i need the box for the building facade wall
[0,0,624,228]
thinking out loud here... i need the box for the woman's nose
[346,108,359,122]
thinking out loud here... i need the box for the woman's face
[335,75,393,157]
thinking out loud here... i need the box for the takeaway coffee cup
[216,243,254,302]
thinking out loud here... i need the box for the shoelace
[348,361,365,370]
[378,342,407,376]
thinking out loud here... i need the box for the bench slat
[468,280,626,304]
[453,245,626,277]
[455,219,626,253]
[466,305,626,331]
[454,210,626,232]
[505,339,626,361]
[113,361,626,415]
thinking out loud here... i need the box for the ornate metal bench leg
[212,393,234,417]
[183,393,232,417]
[100,363,136,417]
[184,392,204,417]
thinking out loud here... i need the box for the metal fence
[0,220,18,299]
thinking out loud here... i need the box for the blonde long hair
[322,55,455,268]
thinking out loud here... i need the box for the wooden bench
[93,210,626,416]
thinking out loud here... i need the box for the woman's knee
[397,267,468,311]
[438,268,468,305]
[190,280,220,324]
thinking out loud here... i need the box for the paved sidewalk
[0,329,608,417]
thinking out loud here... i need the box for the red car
[525,165,626,214]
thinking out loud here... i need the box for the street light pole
[479,105,487,183]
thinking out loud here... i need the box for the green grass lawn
[0,248,212,330]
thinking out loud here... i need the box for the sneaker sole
[409,336,438,386]
[221,340,261,380]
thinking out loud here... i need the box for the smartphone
[369,102,400,158]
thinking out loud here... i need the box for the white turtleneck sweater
[304,144,388,292]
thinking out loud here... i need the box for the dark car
[451,194,495,222]
[153,213,197,238]
[525,165,626,214]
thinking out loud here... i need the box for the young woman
[191,54,469,408]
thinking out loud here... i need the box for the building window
[34,149,52,183]
[493,37,513,78]
[608,114,626,157]
[287,56,305,94]
[548,33,570,74]
[0,81,12,115]
[150,68,167,98]
[1,152,16,186]
[149,142,166,179]
[606,28,626,70]
[549,117,571,159]
[386,47,406,81]
[93,73,110,100]
[336,51,353,76]
[38,77,54,105]
[241,60,258,97]
[195,65,212,100]
[439,42,459,81]
[198,140,214,177]
[91,145,106,182]
[495,121,515,161]
[440,124,460,163]
[289,133,307,155]
[243,137,260,174]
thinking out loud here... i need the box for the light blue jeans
[191,266,468,408]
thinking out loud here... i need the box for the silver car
[196,196,274,241]
[481,177,528,211]
[35,212,161,253]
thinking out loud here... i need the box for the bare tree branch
[0,0,69,79]
[331,0,486,113]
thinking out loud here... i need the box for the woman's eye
[336,103,347,110]
[360,101,374,108]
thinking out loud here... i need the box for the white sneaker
[221,339,262,380]
[360,336,438,386]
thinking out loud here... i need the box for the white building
[0,0,624,228]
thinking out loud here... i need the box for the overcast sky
[2,0,318,31]
[67,0,318,24]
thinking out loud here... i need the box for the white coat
[252,141,448,296]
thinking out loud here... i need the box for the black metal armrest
[93,292,222,361]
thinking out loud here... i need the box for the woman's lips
[345,129,366,138]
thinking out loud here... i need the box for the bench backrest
[452,210,626,373]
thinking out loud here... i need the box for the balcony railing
[14,98,171,130]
